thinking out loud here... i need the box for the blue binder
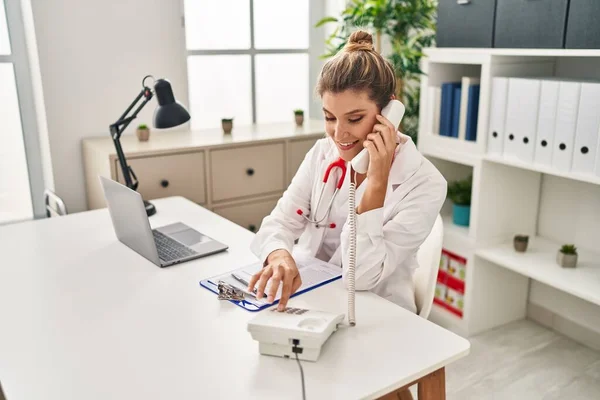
[439,82,461,137]
[465,84,480,141]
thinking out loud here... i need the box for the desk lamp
[109,75,190,216]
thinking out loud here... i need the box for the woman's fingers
[278,271,294,311]
[247,270,262,292]
[267,264,282,303]
[255,265,273,299]
[374,118,397,151]
[366,132,386,155]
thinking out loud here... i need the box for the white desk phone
[247,100,406,362]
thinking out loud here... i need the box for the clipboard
[199,252,342,312]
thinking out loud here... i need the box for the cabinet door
[115,152,206,204]
[436,0,497,48]
[210,143,285,202]
[288,138,320,182]
[213,198,279,233]
[565,0,600,49]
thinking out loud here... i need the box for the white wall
[29,0,189,213]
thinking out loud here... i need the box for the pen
[231,273,267,298]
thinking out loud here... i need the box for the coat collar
[322,132,422,188]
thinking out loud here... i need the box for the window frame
[182,0,324,125]
[1,0,45,221]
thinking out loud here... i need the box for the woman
[248,30,447,317]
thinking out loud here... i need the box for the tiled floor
[431,319,600,399]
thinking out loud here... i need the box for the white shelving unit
[418,47,600,338]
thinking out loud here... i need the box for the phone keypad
[271,307,308,315]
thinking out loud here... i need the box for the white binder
[504,78,541,162]
[487,77,508,155]
[534,80,560,167]
[571,82,600,175]
[552,81,581,172]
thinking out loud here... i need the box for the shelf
[484,155,600,186]
[425,47,600,58]
[475,236,600,307]
[419,135,480,167]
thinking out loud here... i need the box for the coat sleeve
[339,173,447,290]
[249,142,320,264]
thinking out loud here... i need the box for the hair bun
[345,30,374,52]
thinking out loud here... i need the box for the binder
[487,77,508,155]
[534,80,560,167]
[571,82,600,175]
[199,251,342,311]
[458,77,480,140]
[428,86,441,135]
[451,86,462,138]
[439,82,460,136]
[465,84,480,142]
[552,81,581,172]
[504,78,541,162]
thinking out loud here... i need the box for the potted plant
[447,175,472,227]
[557,244,578,268]
[294,109,304,126]
[221,118,233,134]
[136,123,150,141]
[514,235,529,252]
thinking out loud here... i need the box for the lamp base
[144,200,156,217]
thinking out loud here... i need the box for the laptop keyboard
[153,230,198,262]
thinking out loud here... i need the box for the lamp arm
[109,86,153,190]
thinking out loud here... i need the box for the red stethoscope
[296,157,347,229]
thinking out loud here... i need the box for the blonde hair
[316,30,396,110]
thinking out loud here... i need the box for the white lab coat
[250,132,447,313]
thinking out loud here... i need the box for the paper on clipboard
[201,250,342,311]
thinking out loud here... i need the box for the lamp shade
[152,79,191,129]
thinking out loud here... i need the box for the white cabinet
[82,121,323,232]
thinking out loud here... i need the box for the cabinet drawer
[210,143,285,202]
[288,138,320,182]
[436,0,497,48]
[115,152,206,204]
[213,198,279,233]
[494,0,568,49]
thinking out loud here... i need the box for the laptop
[99,176,228,267]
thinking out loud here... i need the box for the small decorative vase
[136,127,150,141]
[452,204,470,227]
[513,235,529,252]
[222,119,233,134]
[294,113,304,126]
[557,251,578,268]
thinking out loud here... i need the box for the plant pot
[222,120,233,134]
[513,235,529,252]
[136,128,150,141]
[557,251,578,268]
[452,204,470,227]
[295,114,304,126]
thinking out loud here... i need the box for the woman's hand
[248,249,302,311]
[362,114,398,188]
[355,114,397,215]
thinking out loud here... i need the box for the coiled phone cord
[347,171,357,326]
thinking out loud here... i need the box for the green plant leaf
[315,16,338,28]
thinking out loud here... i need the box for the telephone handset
[350,99,406,174]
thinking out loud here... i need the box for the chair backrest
[44,189,68,217]
[413,214,443,318]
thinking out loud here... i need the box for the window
[0,0,33,224]
[183,0,310,130]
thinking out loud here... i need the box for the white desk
[0,197,469,400]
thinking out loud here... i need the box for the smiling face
[322,90,380,162]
